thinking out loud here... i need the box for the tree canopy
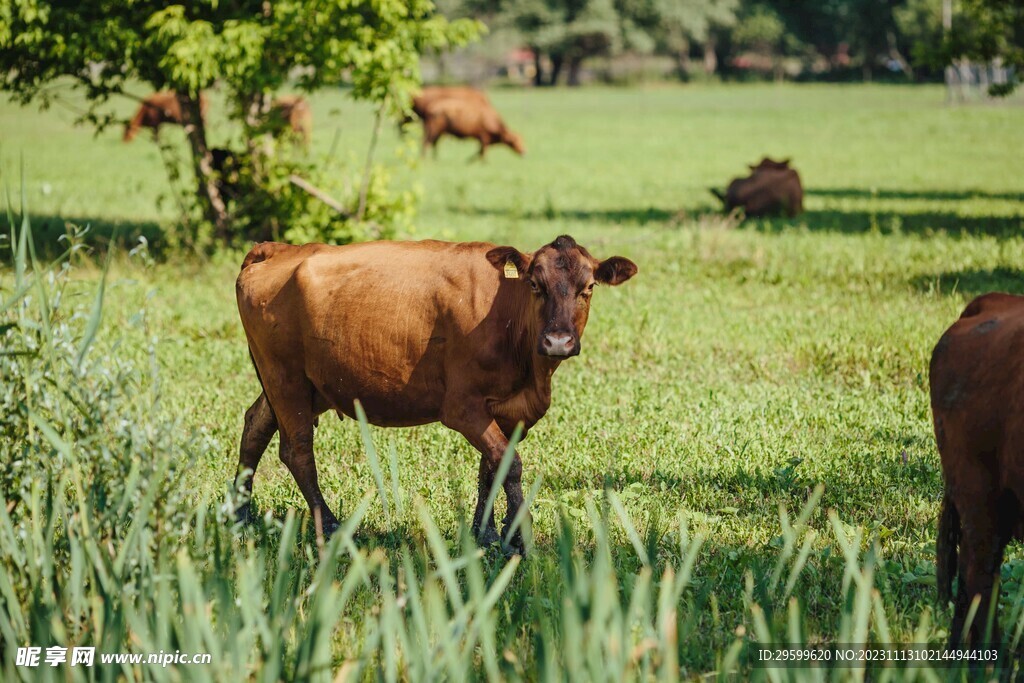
[446,0,1022,91]
[0,1,481,244]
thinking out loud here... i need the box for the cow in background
[711,157,803,218]
[268,96,313,146]
[421,97,525,159]
[123,91,209,142]
[411,85,490,121]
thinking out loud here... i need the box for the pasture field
[3,83,1024,678]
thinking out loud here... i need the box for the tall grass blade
[76,243,112,369]
[354,399,391,526]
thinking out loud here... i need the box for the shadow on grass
[451,202,1024,238]
[1,212,168,262]
[760,209,1024,237]
[449,204,680,225]
[911,267,1024,298]
[809,187,1024,203]
[542,450,942,525]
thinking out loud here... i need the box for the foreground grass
[3,83,1024,676]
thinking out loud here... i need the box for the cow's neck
[501,282,561,396]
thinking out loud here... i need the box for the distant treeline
[440,0,1018,87]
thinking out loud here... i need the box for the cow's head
[748,157,791,172]
[502,130,526,156]
[487,235,637,357]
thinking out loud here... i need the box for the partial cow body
[269,95,313,146]
[931,292,1024,646]
[411,85,490,120]
[420,97,524,159]
[235,236,636,552]
[123,91,209,142]
[711,157,803,218]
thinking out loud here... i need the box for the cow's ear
[595,256,637,286]
[486,246,531,278]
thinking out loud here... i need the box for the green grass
[3,83,1024,676]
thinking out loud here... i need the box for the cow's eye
[580,282,595,298]
[529,279,542,295]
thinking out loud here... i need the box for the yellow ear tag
[503,259,519,279]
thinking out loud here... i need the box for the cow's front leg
[443,408,528,554]
[472,454,501,546]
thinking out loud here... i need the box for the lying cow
[268,95,313,146]
[421,98,525,159]
[123,91,209,142]
[711,157,803,218]
[931,292,1024,646]
[235,235,637,553]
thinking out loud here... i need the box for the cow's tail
[710,188,726,204]
[240,241,289,273]
[936,491,960,604]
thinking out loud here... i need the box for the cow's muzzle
[540,332,579,357]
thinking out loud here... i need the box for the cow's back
[729,168,802,216]
[930,293,1024,485]
[237,240,506,425]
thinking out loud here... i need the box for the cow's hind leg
[272,385,340,537]
[954,498,1011,647]
[235,392,277,524]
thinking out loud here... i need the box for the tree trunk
[240,91,272,174]
[532,48,545,87]
[549,53,564,86]
[703,37,718,75]
[567,55,583,86]
[675,50,691,80]
[241,92,276,241]
[178,91,230,243]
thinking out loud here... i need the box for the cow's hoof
[234,500,256,527]
[321,516,341,538]
[501,532,526,558]
[476,525,501,547]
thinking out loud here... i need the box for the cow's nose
[543,333,575,356]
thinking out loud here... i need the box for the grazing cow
[421,98,525,159]
[411,85,490,121]
[123,91,209,142]
[269,95,313,146]
[931,292,1024,646]
[711,157,803,218]
[235,235,637,553]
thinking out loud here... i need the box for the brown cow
[269,95,313,146]
[748,156,793,173]
[711,157,803,218]
[421,98,525,159]
[123,91,209,142]
[931,292,1024,646]
[411,85,490,121]
[234,236,637,553]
